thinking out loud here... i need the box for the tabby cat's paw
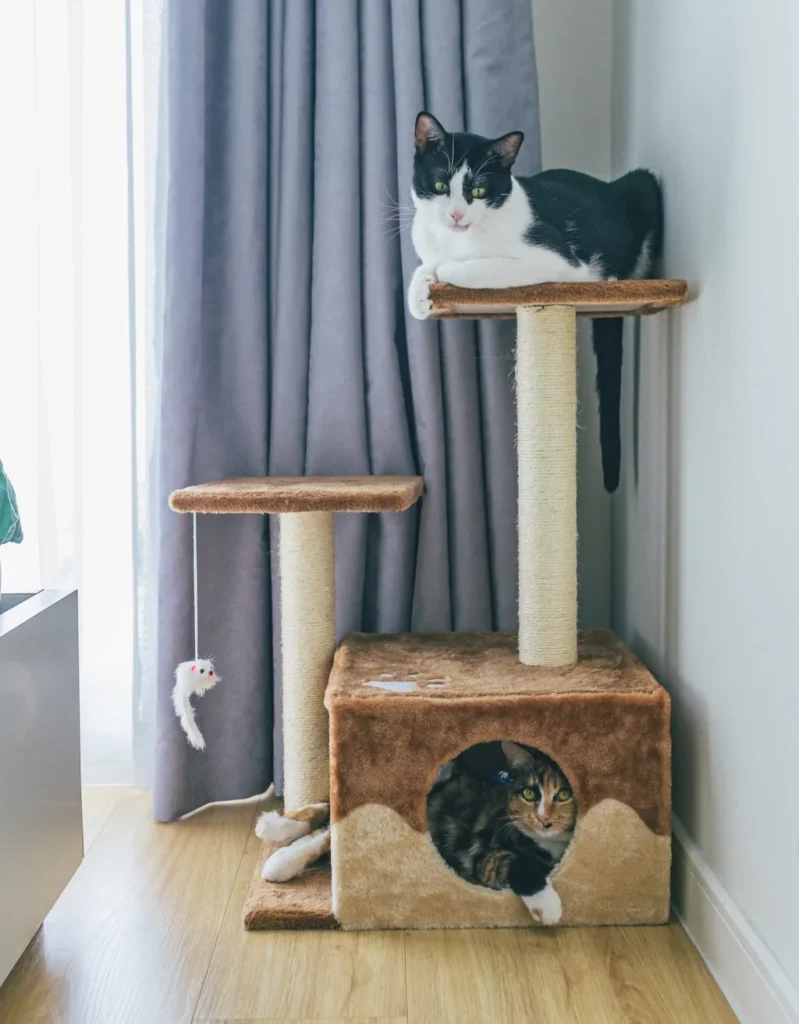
[255,810,310,843]
[408,265,437,319]
[261,843,305,882]
[522,883,562,926]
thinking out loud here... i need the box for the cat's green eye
[435,181,449,194]
[554,787,572,802]
[471,186,487,198]
[521,787,537,802]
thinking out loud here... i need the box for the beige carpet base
[243,840,337,931]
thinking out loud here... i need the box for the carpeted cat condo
[326,629,671,930]
[238,282,685,933]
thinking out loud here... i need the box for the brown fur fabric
[429,278,688,319]
[169,475,423,515]
[243,839,337,931]
[327,630,670,837]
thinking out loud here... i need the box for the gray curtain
[154,0,540,821]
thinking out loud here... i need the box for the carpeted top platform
[328,629,660,700]
[429,278,689,319]
[170,475,424,515]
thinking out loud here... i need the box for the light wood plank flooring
[0,788,739,1024]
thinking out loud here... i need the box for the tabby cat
[427,741,576,924]
[407,111,663,492]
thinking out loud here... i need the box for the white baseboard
[672,817,799,1024]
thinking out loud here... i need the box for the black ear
[415,111,447,151]
[490,131,524,167]
[501,741,532,769]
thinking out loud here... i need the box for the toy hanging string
[171,511,219,750]
[193,512,199,661]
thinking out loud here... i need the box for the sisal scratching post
[279,511,335,811]
[516,304,578,667]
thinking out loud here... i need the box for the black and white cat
[407,112,663,492]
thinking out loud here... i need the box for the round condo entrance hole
[427,741,576,902]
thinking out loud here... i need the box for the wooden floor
[0,788,738,1024]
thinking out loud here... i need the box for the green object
[0,459,23,545]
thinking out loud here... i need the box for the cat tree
[170,277,687,931]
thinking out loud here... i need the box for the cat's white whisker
[376,226,408,243]
[376,215,413,229]
[378,214,415,227]
[376,203,414,217]
[376,202,415,216]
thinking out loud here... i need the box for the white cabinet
[0,590,82,986]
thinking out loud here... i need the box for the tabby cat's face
[411,112,523,233]
[502,742,576,841]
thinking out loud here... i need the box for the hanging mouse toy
[172,658,219,750]
[171,511,220,750]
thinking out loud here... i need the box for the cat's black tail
[594,170,663,492]
[611,168,664,268]
[593,316,623,493]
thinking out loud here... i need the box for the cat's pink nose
[449,210,465,224]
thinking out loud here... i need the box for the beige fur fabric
[554,799,670,925]
[332,800,669,930]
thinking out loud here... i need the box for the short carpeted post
[279,511,335,811]
[515,304,578,667]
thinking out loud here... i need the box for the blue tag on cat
[488,770,511,786]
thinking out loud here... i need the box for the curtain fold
[153,0,540,821]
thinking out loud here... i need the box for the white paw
[435,260,472,288]
[261,844,305,883]
[522,883,562,926]
[408,264,437,319]
[254,810,310,843]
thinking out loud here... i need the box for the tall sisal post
[515,304,578,667]
[279,511,335,811]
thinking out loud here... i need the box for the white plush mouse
[172,659,219,750]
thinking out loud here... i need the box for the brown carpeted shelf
[244,841,337,931]
[429,278,689,319]
[169,475,424,515]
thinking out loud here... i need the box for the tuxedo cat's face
[411,112,523,233]
[502,742,576,841]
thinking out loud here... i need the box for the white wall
[533,0,613,178]
[533,0,614,627]
[612,0,799,1003]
